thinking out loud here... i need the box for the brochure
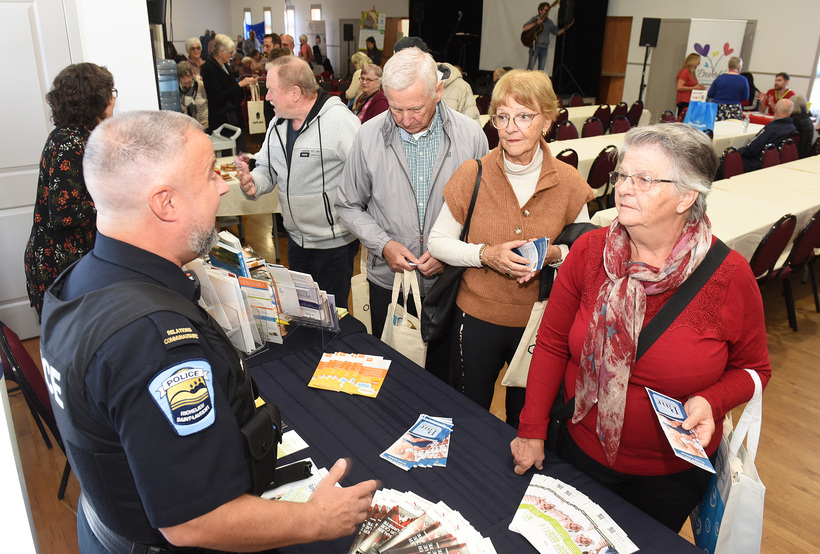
[511,475,638,554]
[646,387,715,473]
[380,415,453,471]
[512,237,551,271]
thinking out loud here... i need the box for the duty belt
[80,494,172,554]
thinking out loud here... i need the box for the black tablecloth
[249,322,701,553]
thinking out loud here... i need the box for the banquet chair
[482,119,499,149]
[760,143,780,168]
[779,139,799,164]
[592,104,611,131]
[609,115,630,134]
[555,108,569,125]
[555,120,579,141]
[0,321,72,499]
[555,148,579,169]
[626,100,644,128]
[581,117,605,138]
[810,137,820,157]
[587,144,618,210]
[475,95,491,115]
[703,128,714,140]
[768,210,820,330]
[717,146,744,180]
[569,93,584,107]
[749,213,797,293]
[611,101,628,120]
[660,110,676,123]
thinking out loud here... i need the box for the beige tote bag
[380,270,427,367]
[350,248,372,333]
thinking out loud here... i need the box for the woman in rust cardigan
[428,70,593,427]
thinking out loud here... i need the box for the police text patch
[148,359,216,436]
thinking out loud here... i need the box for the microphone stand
[442,11,463,62]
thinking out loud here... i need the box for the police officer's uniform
[41,234,274,553]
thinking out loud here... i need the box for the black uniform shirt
[56,233,251,537]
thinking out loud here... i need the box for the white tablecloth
[216,157,280,217]
[711,119,764,154]
[590,157,820,261]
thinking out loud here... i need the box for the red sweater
[518,229,771,475]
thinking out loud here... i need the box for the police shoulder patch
[148,312,201,350]
[148,359,216,436]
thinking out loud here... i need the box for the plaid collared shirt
[398,105,443,227]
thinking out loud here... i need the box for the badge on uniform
[148,359,216,436]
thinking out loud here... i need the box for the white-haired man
[40,110,376,554]
[236,56,361,308]
[336,47,488,382]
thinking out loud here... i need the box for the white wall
[67,0,159,112]
[607,0,819,106]
[166,0,232,53]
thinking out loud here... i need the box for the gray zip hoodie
[248,90,360,249]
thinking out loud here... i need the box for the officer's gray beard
[189,220,219,258]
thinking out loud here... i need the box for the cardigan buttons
[523,210,531,217]
[514,227,522,235]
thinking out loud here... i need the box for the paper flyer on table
[646,387,715,473]
[512,237,551,271]
[380,415,453,471]
[511,475,638,554]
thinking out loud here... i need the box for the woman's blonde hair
[489,69,559,122]
[351,51,372,70]
[680,53,700,77]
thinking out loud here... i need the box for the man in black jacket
[739,98,796,172]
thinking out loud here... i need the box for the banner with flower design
[686,19,748,86]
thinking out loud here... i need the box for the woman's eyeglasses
[608,171,675,192]
[491,113,539,130]
[112,88,118,98]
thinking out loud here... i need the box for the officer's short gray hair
[85,111,203,213]
[382,47,438,99]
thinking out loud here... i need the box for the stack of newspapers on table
[511,475,638,554]
[349,489,497,554]
[184,230,339,354]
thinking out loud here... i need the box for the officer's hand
[307,459,378,540]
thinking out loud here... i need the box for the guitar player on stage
[522,1,574,71]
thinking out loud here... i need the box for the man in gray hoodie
[236,56,360,308]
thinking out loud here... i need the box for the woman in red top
[676,53,705,117]
[511,124,771,531]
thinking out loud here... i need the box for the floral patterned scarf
[573,216,712,465]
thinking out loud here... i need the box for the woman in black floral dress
[24,63,116,316]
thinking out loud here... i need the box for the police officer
[40,110,377,553]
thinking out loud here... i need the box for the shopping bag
[350,247,372,333]
[691,368,765,554]
[502,300,547,387]
[381,270,427,367]
[683,101,718,132]
[247,83,267,134]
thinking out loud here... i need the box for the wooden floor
[11,212,820,553]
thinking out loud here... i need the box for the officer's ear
[148,185,180,222]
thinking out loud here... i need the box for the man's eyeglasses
[491,113,539,130]
[608,171,676,192]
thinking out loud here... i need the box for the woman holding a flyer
[428,70,593,428]
[511,123,771,531]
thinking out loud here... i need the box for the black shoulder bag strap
[551,239,731,430]
[461,159,482,242]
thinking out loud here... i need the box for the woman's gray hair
[184,37,201,53]
[84,111,203,213]
[361,63,383,80]
[211,33,235,55]
[727,56,742,70]
[618,124,718,222]
[382,47,438,99]
[177,61,192,78]
[792,94,808,114]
